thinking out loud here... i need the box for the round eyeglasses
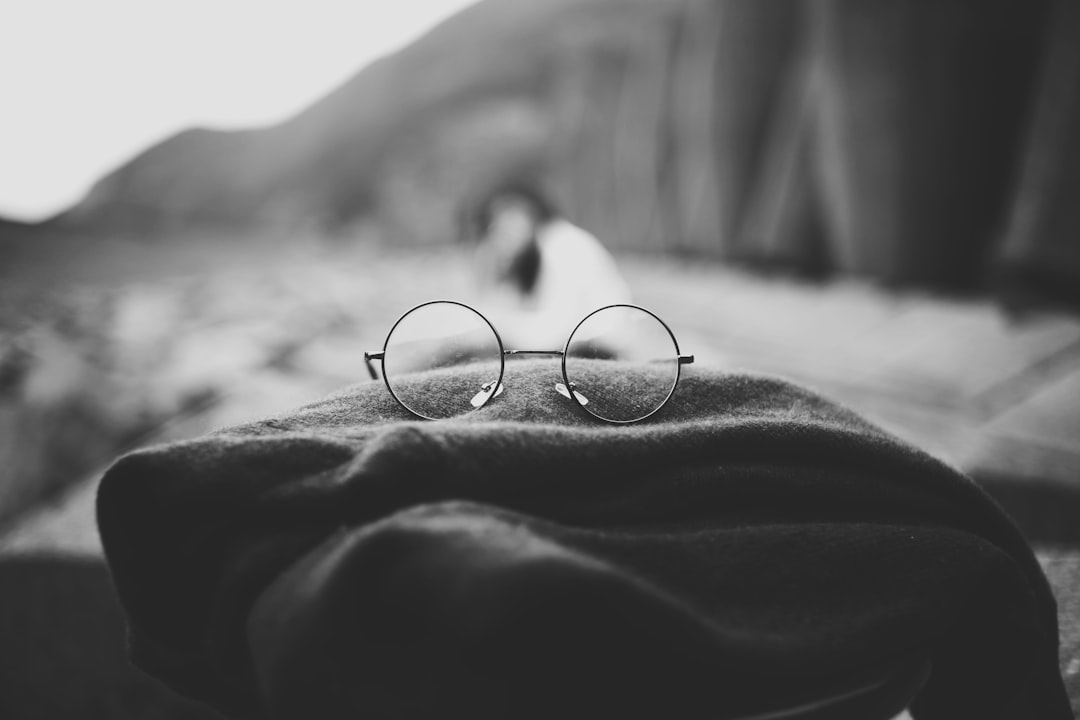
[363,301,694,423]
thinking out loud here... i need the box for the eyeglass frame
[363,300,694,424]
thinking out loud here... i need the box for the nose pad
[554,382,589,406]
[470,380,505,408]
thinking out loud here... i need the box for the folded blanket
[96,360,1070,719]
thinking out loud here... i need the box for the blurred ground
[0,234,471,529]
[627,260,1080,545]
[1,242,1078,715]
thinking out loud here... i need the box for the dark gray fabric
[96,360,1071,718]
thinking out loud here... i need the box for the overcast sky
[0,0,476,221]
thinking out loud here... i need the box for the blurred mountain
[43,0,695,247]
[5,0,1073,305]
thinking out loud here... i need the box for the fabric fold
[96,360,1071,718]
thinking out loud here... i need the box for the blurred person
[467,183,631,348]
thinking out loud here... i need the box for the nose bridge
[504,349,565,357]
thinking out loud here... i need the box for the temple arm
[363,351,383,381]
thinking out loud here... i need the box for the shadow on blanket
[0,555,221,720]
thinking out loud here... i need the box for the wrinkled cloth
[96,360,1071,719]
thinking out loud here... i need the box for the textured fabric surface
[96,360,1071,718]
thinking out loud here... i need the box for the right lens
[563,305,681,423]
[382,301,504,419]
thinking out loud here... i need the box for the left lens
[382,301,504,419]
[562,305,681,423]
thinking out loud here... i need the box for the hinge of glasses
[678,354,695,365]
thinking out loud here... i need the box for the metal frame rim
[560,303,683,424]
[380,299,507,421]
